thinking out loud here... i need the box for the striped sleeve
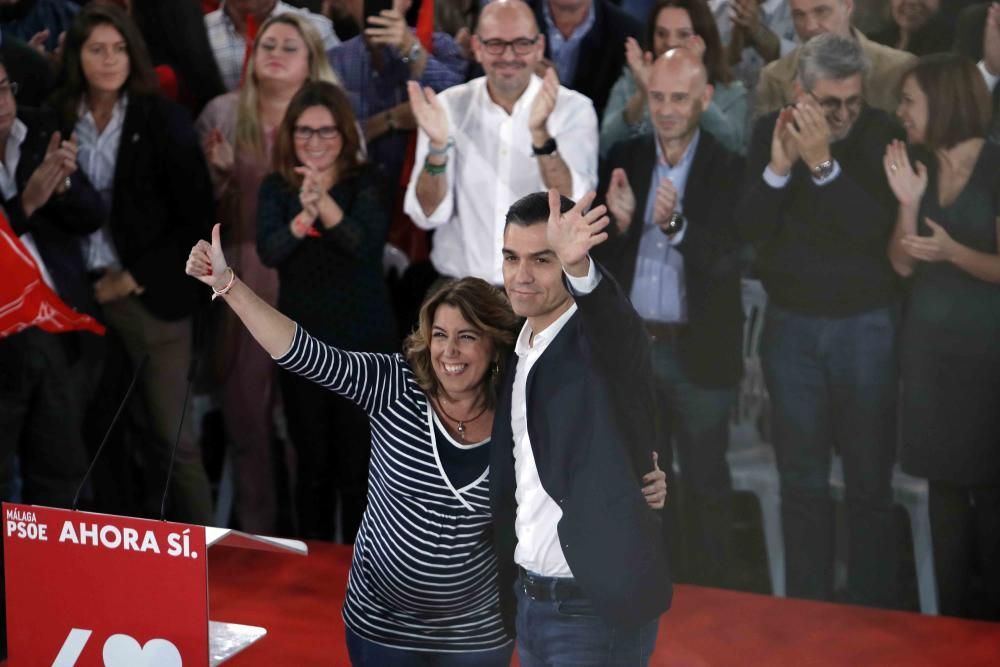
[274,324,407,416]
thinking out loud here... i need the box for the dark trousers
[346,627,513,666]
[101,297,213,524]
[281,369,371,542]
[649,338,737,588]
[514,571,660,666]
[761,304,898,606]
[928,481,1000,619]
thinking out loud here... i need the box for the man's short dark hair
[505,191,574,229]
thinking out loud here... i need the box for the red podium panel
[4,503,208,666]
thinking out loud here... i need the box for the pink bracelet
[211,267,236,301]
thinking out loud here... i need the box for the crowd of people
[1,0,999,663]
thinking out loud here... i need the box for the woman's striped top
[276,325,511,652]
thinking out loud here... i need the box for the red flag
[0,210,105,339]
[415,0,434,50]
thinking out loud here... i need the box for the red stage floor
[204,542,1000,666]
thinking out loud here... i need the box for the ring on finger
[890,163,898,172]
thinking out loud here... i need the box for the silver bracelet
[427,138,454,156]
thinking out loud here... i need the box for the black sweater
[256,164,396,353]
[738,108,905,316]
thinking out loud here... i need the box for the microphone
[158,303,207,522]
[72,354,149,512]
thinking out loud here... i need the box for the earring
[491,361,500,378]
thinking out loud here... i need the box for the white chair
[728,279,786,596]
[829,456,938,614]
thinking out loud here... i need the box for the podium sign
[4,503,208,666]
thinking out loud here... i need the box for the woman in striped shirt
[185,225,667,665]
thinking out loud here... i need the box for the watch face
[664,212,685,235]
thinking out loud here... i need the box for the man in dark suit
[595,48,745,589]
[490,189,672,665]
[532,0,641,118]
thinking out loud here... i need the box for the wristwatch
[401,41,423,64]
[811,158,835,180]
[531,137,558,157]
[663,211,686,236]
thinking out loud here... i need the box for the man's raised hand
[546,189,610,277]
[407,81,450,149]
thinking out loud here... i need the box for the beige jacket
[755,29,916,117]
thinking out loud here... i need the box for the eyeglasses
[294,125,341,141]
[0,81,19,99]
[808,90,863,115]
[477,35,540,56]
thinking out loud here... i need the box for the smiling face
[430,304,494,400]
[293,105,342,171]
[796,73,863,141]
[473,2,544,102]
[80,23,130,96]
[896,74,927,144]
[254,22,310,88]
[647,52,711,145]
[502,222,573,332]
[790,0,853,41]
[652,7,695,57]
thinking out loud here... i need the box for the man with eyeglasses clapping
[403,0,598,288]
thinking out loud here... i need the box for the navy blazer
[60,94,214,322]
[595,130,746,388]
[489,264,673,632]
[532,0,641,119]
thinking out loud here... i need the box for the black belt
[645,321,684,343]
[518,566,586,602]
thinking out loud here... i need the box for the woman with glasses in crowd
[49,2,215,524]
[195,14,340,536]
[600,0,748,157]
[256,80,394,544]
[884,53,1000,619]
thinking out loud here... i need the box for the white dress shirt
[205,0,340,91]
[404,75,599,284]
[76,96,127,272]
[0,118,57,291]
[512,260,600,577]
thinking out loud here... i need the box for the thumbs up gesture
[186,223,230,289]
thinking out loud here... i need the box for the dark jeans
[928,481,1000,619]
[281,369,371,542]
[649,338,737,587]
[345,627,513,666]
[761,304,897,606]
[514,571,659,666]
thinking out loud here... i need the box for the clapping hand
[651,179,679,234]
[203,128,234,175]
[546,189,610,277]
[529,67,560,135]
[606,168,637,233]
[21,131,78,216]
[407,81,450,149]
[186,223,230,288]
[769,107,799,176]
[625,37,654,95]
[900,218,956,263]
[883,139,927,208]
[730,0,762,35]
[787,102,831,169]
